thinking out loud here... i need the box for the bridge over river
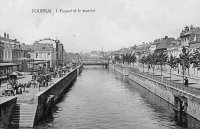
[81,59,109,67]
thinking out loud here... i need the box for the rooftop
[156,37,175,50]
[21,43,55,51]
[180,26,200,37]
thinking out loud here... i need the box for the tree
[120,53,134,67]
[121,54,125,64]
[168,54,176,82]
[190,48,200,74]
[126,53,131,64]
[139,56,146,72]
[179,46,191,84]
[156,51,168,76]
[179,46,190,73]
[149,53,158,75]
[146,54,153,73]
[114,55,120,63]
[130,53,137,67]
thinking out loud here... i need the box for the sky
[0,0,200,53]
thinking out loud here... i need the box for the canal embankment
[34,68,78,125]
[0,97,17,128]
[110,64,200,122]
[0,65,83,128]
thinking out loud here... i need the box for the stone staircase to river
[10,103,37,128]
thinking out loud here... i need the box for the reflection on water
[34,66,200,129]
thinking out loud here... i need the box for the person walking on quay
[32,73,36,81]
[184,77,188,87]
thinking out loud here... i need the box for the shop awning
[0,63,19,67]
[32,61,49,65]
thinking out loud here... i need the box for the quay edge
[0,65,83,128]
[34,65,83,127]
[109,64,200,122]
[33,68,78,126]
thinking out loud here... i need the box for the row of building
[113,25,200,60]
[0,33,66,78]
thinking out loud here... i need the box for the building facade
[167,40,182,58]
[180,25,200,53]
[27,43,56,68]
[154,36,175,54]
[0,38,4,63]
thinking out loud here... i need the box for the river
[34,66,200,129]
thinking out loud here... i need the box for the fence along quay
[110,64,200,123]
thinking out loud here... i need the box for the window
[4,50,7,58]
[36,53,38,58]
[8,51,10,59]
[47,53,51,59]
[43,53,46,59]
[39,53,42,58]
[194,35,197,41]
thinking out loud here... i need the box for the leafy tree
[179,46,191,84]
[146,54,152,73]
[130,53,137,67]
[190,48,200,72]
[150,53,158,75]
[121,54,125,64]
[139,56,146,72]
[168,54,176,81]
[120,53,135,67]
[168,54,176,68]
[179,46,190,75]
[114,55,120,63]
[126,53,131,64]
[156,51,168,76]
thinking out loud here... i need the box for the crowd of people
[28,64,75,89]
[2,63,78,96]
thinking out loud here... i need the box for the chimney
[185,26,189,32]
[7,34,9,39]
[165,36,168,39]
[4,32,6,38]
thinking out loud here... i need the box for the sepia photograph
[1,0,200,128]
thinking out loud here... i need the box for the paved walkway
[0,73,66,103]
[133,64,200,89]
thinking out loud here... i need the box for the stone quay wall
[0,97,17,128]
[34,68,78,125]
[109,64,200,121]
[111,64,129,76]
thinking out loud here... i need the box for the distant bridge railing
[82,61,109,66]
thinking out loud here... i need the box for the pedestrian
[23,83,26,92]
[185,77,188,87]
[13,84,18,95]
[18,84,22,94]
[184,77,188,87]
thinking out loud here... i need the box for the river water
[35,66,200,129]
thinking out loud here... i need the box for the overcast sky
[0,0,200,53]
